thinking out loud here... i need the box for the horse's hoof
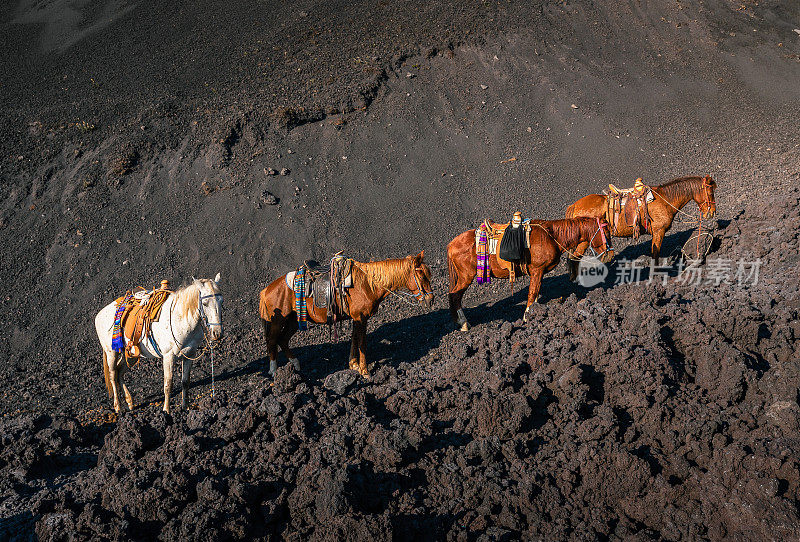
[359,369,370,378]
[349,360,359,371]
[459,322,470,332]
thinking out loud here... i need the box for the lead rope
[651,188,714,261]
[352,263,428,306]
[532,223,598,261]
[169,294,217,400]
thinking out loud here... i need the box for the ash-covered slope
[1,184,798,540]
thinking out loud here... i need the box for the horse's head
[590,218,615,263]
[407,251,434,309]
[698,175,717,219]
[197,273,224,341]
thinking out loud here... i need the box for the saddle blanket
[285,271,353,294]
[112,287,171,356]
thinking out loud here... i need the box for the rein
[168,289,224,397]
[354,263,432,306]
[652,178,716,260]
[533,219,610,261]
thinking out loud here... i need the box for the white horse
[94,274,224,414]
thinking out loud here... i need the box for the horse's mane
[535,217,596,247]
[175,279,219,320]
[354,257,414,291]
[655,176,704,201]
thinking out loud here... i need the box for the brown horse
[258,252,434,377]
[447,217,613,330]
[566,175,717,268]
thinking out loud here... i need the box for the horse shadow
[173,223,721,391]
[457,223,712,327]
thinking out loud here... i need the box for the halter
[199,293,224,335]
[409,266,433,303]
[700,176,716,216]
[587,217,613,260]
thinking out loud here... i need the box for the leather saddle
[477,216,531,282]
[605,184,654,238]
[286,255,353,319]
[117,281,172,359]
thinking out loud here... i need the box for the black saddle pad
[304,260,327,275]
[498,225,526,261]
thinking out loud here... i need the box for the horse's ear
[214,272,221,284]
[414,250,424,263]
[191,275,196,282]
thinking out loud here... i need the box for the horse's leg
[354,319,369,378]
[106,350,123,413]
[267,315,283,376]
[449,268,475,332]
[651,228,666,262]
[181,356,192,410]
[279,317,300,371]
[568,241,589,282]
[448,240,476,332]
[523,267,545,323]
[118,363,134,411]
[162,353,175,414]
[349,322,359,371]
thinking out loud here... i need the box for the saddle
[286,254,353,323]
[604,180,654,238]
[476,213,531,283]
[116,280,172,359]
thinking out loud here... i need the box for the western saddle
[477,212,531,283]
[286,254,353,322]
[605,178,653,238]
[116,280,173,359]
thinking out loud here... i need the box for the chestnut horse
[566,176,717,268]
[258,252,433,377]
[447,217,613,330]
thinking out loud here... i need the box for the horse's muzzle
[600,250,616,264]
[422,294,434,310]
[210,327,224,341]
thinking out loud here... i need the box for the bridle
[587,217,613,260]
[408,266,434,304]
[198,292,224,337]
[699,176,716,217]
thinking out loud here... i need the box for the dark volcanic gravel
[1,0,800,540]
[1,188,799,539]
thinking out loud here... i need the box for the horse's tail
[258,288,269,321]
[447,247,458,294]
[102,350,112,399]
[261,317,270,342]
[565,203,575,219]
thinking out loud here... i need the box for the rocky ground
[1,0,800,540]
[1,185,798,540]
